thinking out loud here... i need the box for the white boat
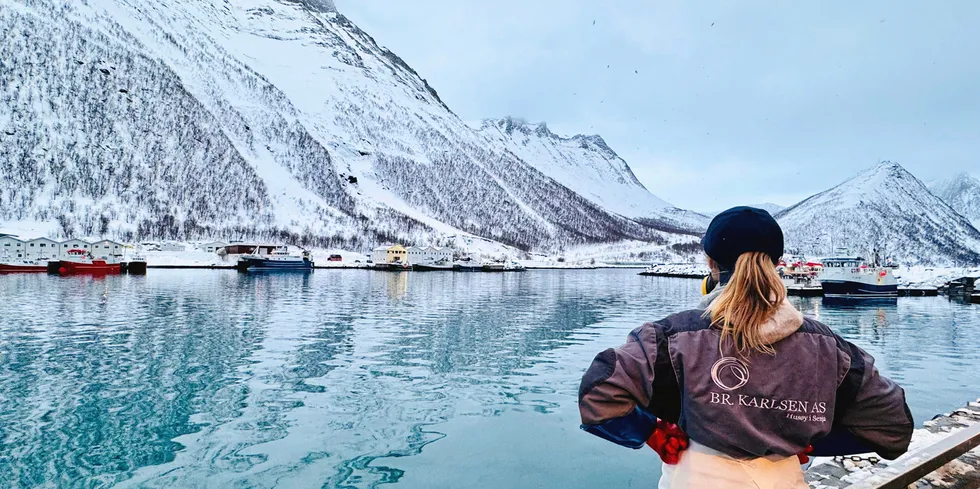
[236,248,313,272]
[413,258,454,271]
[0,251,49,273]
[818,257,898,298]
[455,260,482,272]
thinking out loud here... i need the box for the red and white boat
[0,259,48,273]
[58,249,121,275]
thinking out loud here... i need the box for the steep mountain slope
[929,173,980,230]
[775,162,980,266]
[475,117,708,230]
[0,0,693,251]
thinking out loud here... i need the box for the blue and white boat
[818,257,897,298]
[237,248,313,272]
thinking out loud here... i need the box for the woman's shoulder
[795,316,841,339]
[641,309,714,337]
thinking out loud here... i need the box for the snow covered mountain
[475,117,709,230]
[929,173,980,230]
[775,162,980,266]
[0,0,698,252]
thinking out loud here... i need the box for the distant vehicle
[354,259,361,264]
[327,254,343,262]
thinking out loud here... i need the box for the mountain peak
[488,117,556,139]
[864,160,908,178]
[287,0,337,13]
[570,134,614,155]
[777,161,980,265]
[873,160,902,170]
[929,172,980,231]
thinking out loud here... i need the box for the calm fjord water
[1,270,978,488]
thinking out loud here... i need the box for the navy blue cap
[701,206,784,270]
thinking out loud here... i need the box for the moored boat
[778,257,821,288]
[237,248,313,272]
[126,255,148,275]
[0,251,49,273]
[482,261,506,272]
[818,257,898,298]
[0,260,49,273]
[413,258,454,271]
[59,249,122,275]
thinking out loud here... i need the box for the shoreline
[132,265,962,299]
[142,264,653,271]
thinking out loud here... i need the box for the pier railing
[847,422,980,488]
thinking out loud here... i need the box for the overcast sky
[336,1,980,212]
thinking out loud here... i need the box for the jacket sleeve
[813,338,914,459]
[578,323,669,449]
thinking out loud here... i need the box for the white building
[405,246,426,265]
[0,235,24,259]
[91,239,124,258]
[158,242,186,252]
[371,246,389,264]
[424,246,453,264]
[199,240,229,253]
[26,237,60,260]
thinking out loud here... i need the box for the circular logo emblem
[711,357,750,391]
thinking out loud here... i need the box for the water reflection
[0,271,977,488]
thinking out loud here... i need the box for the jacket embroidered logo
[710,357,749,391]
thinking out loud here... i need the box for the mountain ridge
[476,116,709,231]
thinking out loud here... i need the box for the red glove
[796,444,814,464]
[646,419,689,465]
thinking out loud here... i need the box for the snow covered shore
[638,263,711,277]
[893,266,980,288]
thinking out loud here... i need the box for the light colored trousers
[659,442,808,489]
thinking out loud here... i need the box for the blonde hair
[707,251,786,358]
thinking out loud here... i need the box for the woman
[578,207,913,488]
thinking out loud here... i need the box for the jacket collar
[698,289,805,344]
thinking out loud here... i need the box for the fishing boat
[454,258,482,272]
[503,261,526,272]
[413,258,454,271]
[59,249,122,275]
[482,261,506,272]
[383,258,411,271]
[237,248,313,272]
[0,254,49,273]
[818,256,898,298]
[779,257,821,287]
[127,254,148,275]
